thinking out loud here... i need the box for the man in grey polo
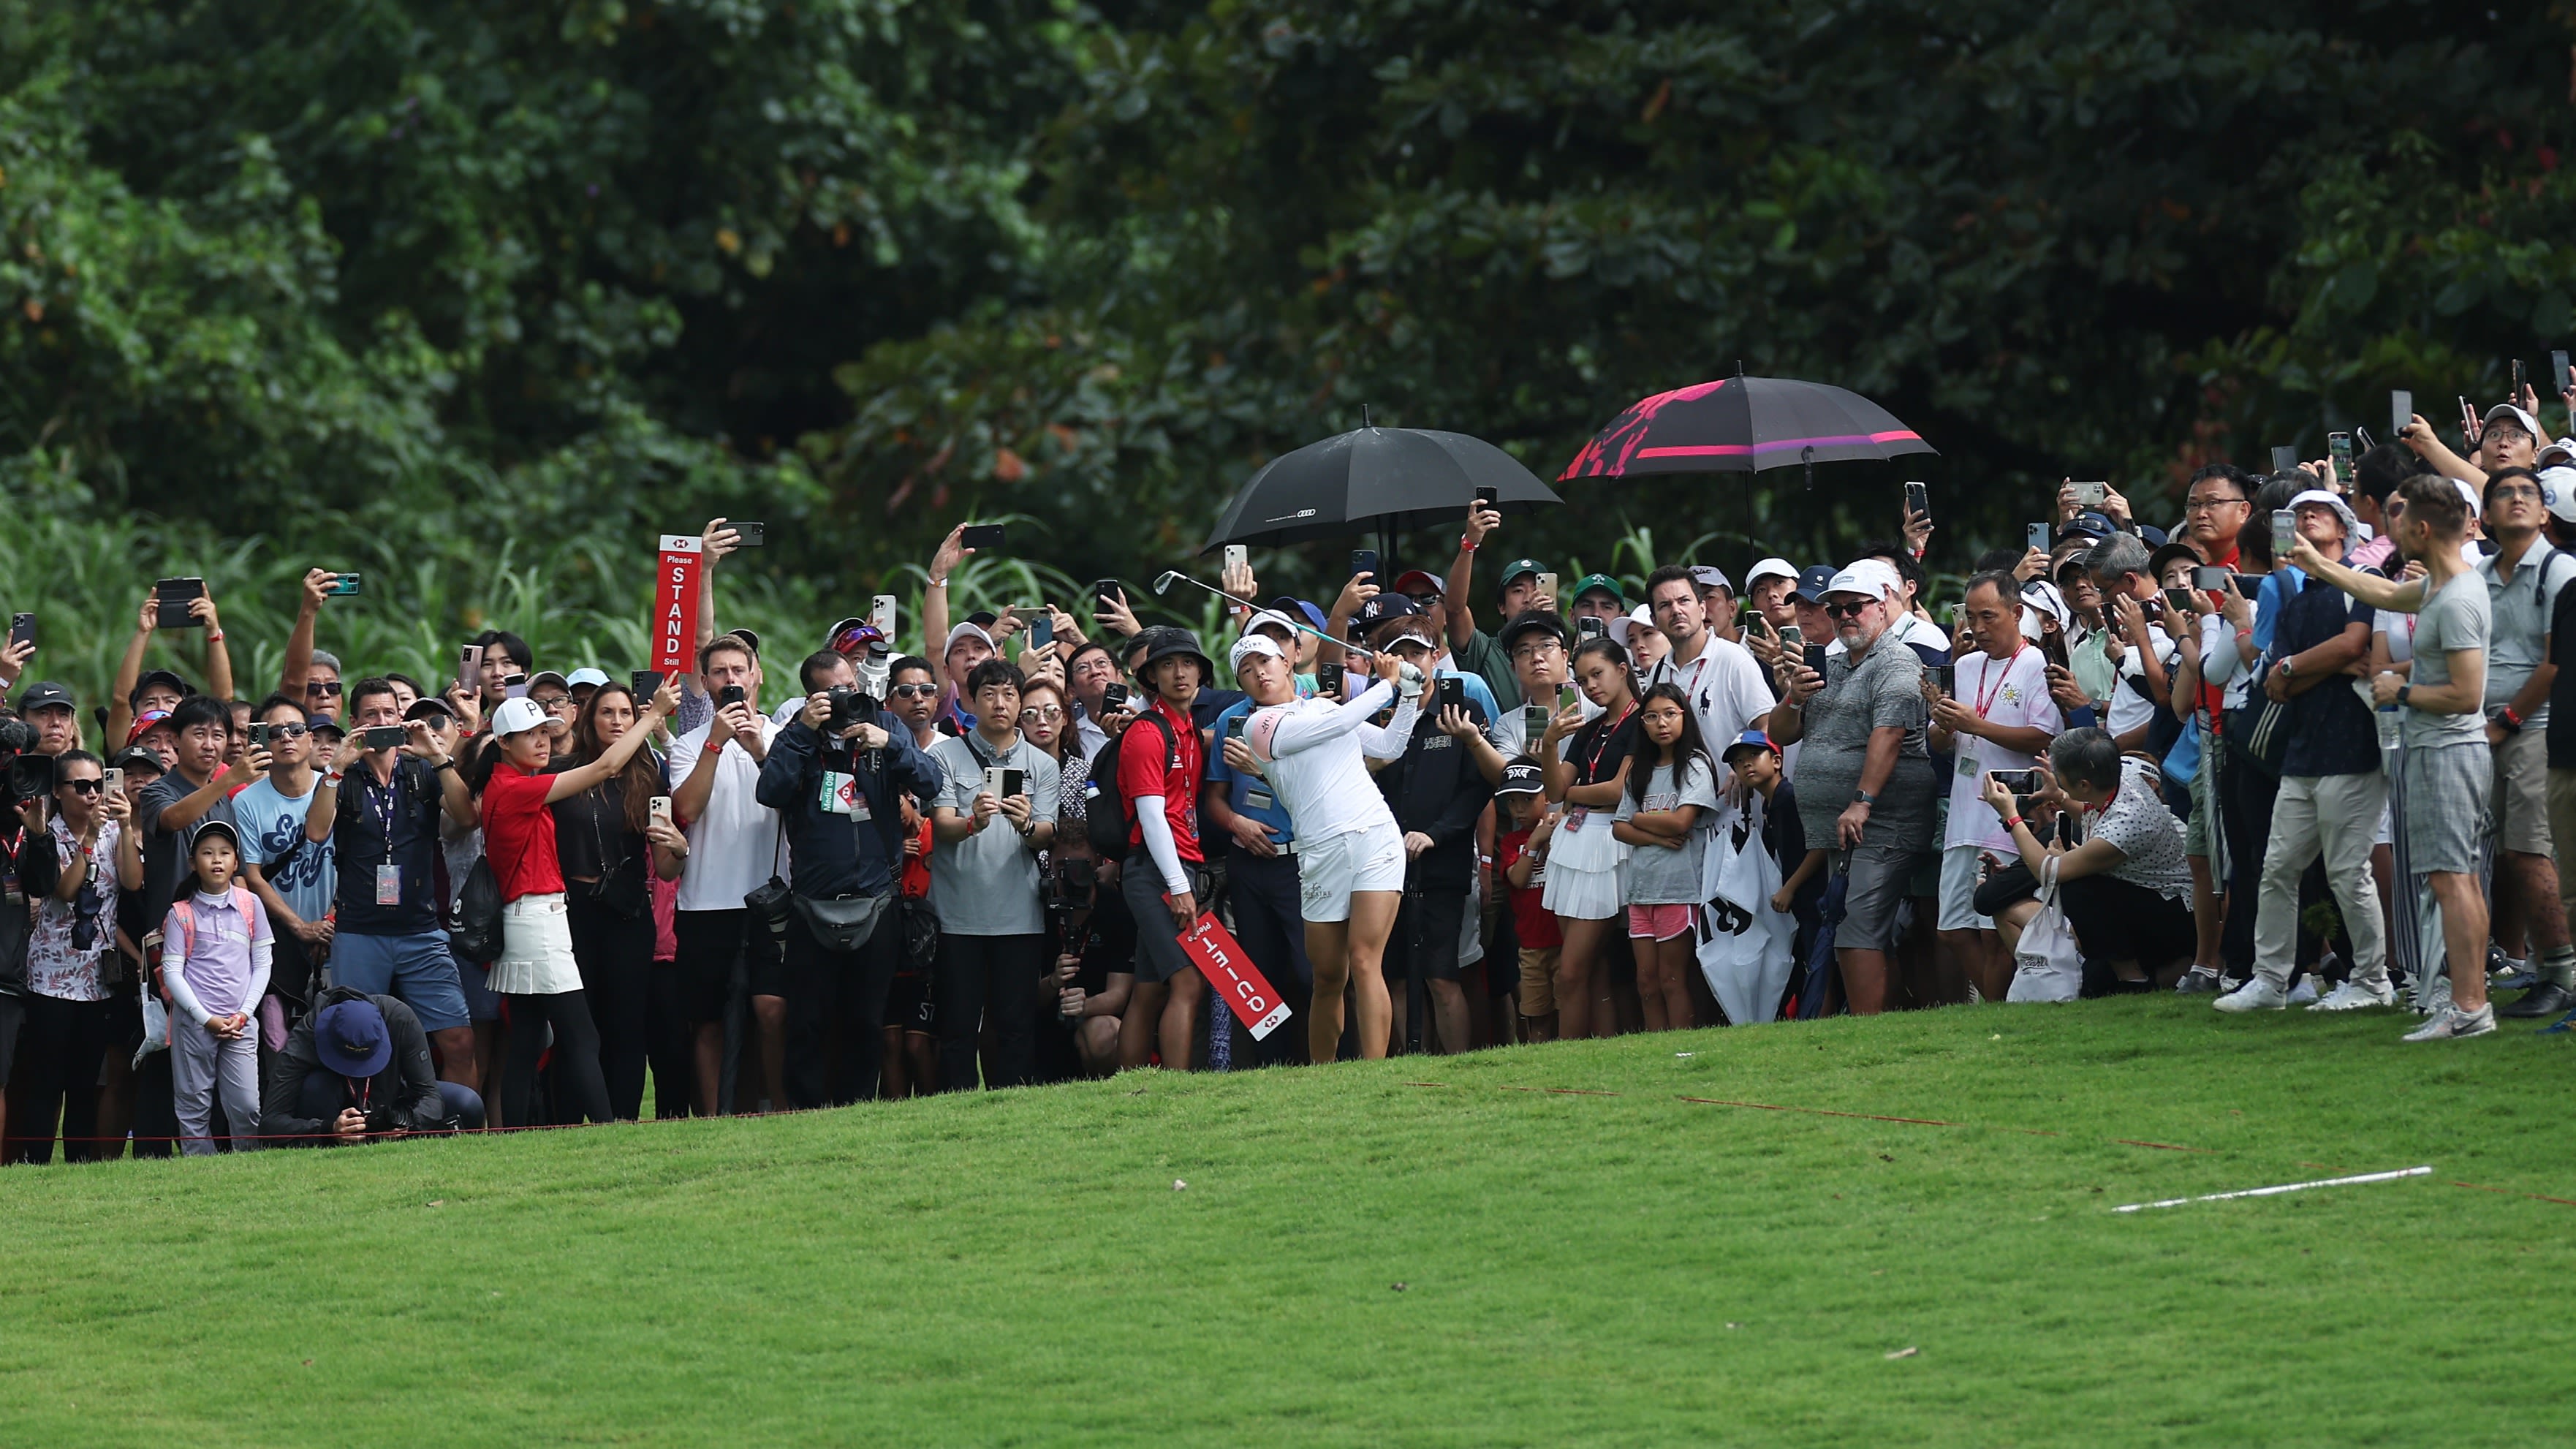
[2477,466,2576,1015]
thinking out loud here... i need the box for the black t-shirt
[2550,583,2576,770]
[330,759,449,937]
[1567,705,1640,787]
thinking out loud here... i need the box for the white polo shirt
[665,716,787,912]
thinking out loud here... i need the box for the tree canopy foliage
[3,0,2570,676]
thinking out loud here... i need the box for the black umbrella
[1202,423,1561,553]
[1558,373,1936,481]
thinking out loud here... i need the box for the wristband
[1461,534,1479,553]
[928,577,948,589]
[204,629,224,643]
[2003,816,2025,832]
[2501,705,2525,732]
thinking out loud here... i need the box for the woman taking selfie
[1539,637,1641,1040]
[474,676,678,1128]
[554,681,665,1120]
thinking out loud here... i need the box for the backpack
[138,884,261,1063]
[447,856,503,965]
[1083,711,1178,862]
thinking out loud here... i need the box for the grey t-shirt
[2407,570,2492,748]
[926,733,1060,937]
[1792,638,1936,850]
[1615,757,1721,905]
[2479,542,2573,722]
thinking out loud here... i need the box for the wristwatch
[1852,789,1877,806]
[2396,684,2413,708]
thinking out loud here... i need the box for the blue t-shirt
[1204,698,1294,846]
[232,776,336,926]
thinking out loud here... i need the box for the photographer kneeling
[265,987,485,1141]
[1972,727,2196,993]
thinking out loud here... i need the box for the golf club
[1152,569,1393,661]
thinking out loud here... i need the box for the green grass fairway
[10,996,2576,1446]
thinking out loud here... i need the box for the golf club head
[1152,571,1182,597]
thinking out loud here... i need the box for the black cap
[1496,760,1545,796]
[129,669,187,708]
[1355,594,1423,629]
[1496,610,1572,654]
[16,681,72,714]
[108,746,164,775]
[404,696,455,723]
[189,818,241,855]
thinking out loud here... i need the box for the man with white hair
[1763,559,1936,1014]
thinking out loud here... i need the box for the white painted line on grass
[2113,1165,2432,1213]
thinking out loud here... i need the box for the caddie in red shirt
[1117,627,1213,1071]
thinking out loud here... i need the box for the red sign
[1178,914,1293,1040]
[651,534,702,676]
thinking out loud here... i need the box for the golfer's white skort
[1298,820,1406,923]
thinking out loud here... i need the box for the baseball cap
[1240,608,1300,643]
[1356,594,1425,631]
[107,746,164,776]
[565,667,611,689]
[1822,559,1903,603]
[1391,570,1444,598]
[404,696,455,724]
[126,709,173,746]
[15,681,72,715]
[2485,402,2542,439]
[2542,464,2576,524]
[1605,610,1648,650]
[1569,572,1624,606]
[1688,564,1732,594]
[2539,437,2576,468]
[2057,510,2116,543]
[1497,610,1571,654]
[1720,728,1779,765]
[2134,523,2170,548]
[1792,564,1839,603]
[1744,557,1798,589]
[724,627,762,657]
[1495,760,1546,797]
[942,622,996,659]
[490,696,549,738]
[2453,476,2485,521]
[1495,558,1545,592]
[2148,540,2202,581]
[1268,596,1328,632]
[129,668,187,708]
[526,670,570,692]
[313,996,394,1078]
[1228,632,1288,672]
[189,817,241,857]
[307,715,344,739]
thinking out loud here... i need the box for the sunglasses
[1019,705,1065,723]
[265,722,311,741]
[306,680,344,697]
[890,683,939,700]
[61,778,102,795]
[1822,599,1879,618]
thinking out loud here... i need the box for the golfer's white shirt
[1253,681,1417,845]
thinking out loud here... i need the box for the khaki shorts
[1518,946,1561,1018]
[2492,723,2553,855]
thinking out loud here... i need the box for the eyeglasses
[1019,705,1064,723]
[266,722,311,740]
[1822,599,1879,619]
[306,680,344,697]
[2184,493,2249,512]
[2490,485,2543,503]
[61,778,102,795]
[890,684,939,700]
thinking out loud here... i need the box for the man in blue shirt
[1203,685,1308,1067]
[2217,492,2390,1013]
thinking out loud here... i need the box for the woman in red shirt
[476,679,677,1128]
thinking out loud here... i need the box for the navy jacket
[756,713,944,899]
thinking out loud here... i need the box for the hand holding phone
[961,523,1006,550]
[2392,390,2413,438]
[1351,549,1379,583]
[734,521,768,548]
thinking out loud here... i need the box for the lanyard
[1969,644,2024,719]
[361,765,399,858]
[1577,701,1635,783]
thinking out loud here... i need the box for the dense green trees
[2,0,2569,701]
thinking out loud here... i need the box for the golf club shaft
[1154,570,1384,660]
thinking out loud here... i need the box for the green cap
[1496,557,1545,592]
[1571,572,1624,605]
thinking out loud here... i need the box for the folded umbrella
[1204,423,1561,552]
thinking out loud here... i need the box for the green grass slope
[7,996,2575,1447]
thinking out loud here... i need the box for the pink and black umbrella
[1558,373,1935,483]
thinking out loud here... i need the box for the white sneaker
[2402,1003,2496,1041]
[2213,977,2289,1013]
[2286,977,2321,1005]
[2307,979,2396,1011]
[2416,972,2453,1016]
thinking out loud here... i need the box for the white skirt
[485,893,584,996]
[1541,809,1629,921]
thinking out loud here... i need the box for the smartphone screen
[2190,566,2229,591]
[960,523,1005,550]
[2392,389,2412,436]
[2162,587,2195,613]
[2271,508,2297,556]
[2327,432,2354,484]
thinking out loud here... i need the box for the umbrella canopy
[1557,374,1935,481]
[1203,425,1560,552]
